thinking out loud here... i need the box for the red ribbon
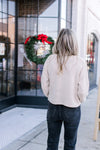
[37,34,53,44]
[24,36,31,44]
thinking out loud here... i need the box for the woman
[41,29,89,150]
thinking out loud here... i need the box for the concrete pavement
[1,88,100,150]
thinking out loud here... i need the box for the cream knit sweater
[41,54,89,108]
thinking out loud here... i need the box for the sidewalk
[1,88,100,150]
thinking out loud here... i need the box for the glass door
[0,43,7,98]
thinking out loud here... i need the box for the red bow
[37,34,53,44]
[24,36,31,44]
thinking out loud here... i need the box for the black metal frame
[14,0,18,98]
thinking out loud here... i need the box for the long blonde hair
[52,29,78,73]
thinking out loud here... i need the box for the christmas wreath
[24,34,54,64]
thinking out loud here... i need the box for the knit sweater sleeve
[77,62,89,103]
[41,56,50,97]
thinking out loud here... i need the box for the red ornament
[90,42,93,46]
[37,34,53,44]
[24,36,31,44]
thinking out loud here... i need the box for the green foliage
[24,36,54,64]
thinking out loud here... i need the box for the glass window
[8,44,15,70]
[26,17,38,37]
[39,0,58,17]
[8,0,15,16]
[8,16,15,43]
[0,0,2,12]
[18,44,36,70]
[66,21,71,29]
[0,12,3,36]
[3,13,7,37]
[0,42,9,61]
[17,70,37,96]
[17,0,59,97]
[18,0,38,17]
[86,33,98,87]
[0,70,7,96]
[37,65,44,96]
[61,19,66,29]
[38,18,58,40]
[8,70,14,96]
[18,17,26,43]
[66,0,72,28]
[18,17,38,43]
[0,0,15,99]
[61,0,66,20]
[3,0,7,13]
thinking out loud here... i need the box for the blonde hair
[52,28,78,73]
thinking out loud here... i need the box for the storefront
[0,0,72,111]
[87,33,98,89]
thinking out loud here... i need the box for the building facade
[0,0,100,112]
[72,0,100,89]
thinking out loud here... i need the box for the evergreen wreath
[24,34,54,64]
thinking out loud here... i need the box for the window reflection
[38,18,57,40]
[8,0,15,16]
[86,33,98,88]
[0,0,2,12]
[3,0,7,13]
[17,0,72,97]
[18,0,38,17]
[0,12,3,36]
[39,0,58,17]
[8,16,15,43]
[17,70,37,96]
[37,65,44,96]
[0,70,7,96]
[61,19,66,29]
[61,0,66,19]
[66,0,72,28]
[18,17,37,43]
[8,44,15,70]
[8,71,14,96]
[3,13,7,37]
[0,0,15,99]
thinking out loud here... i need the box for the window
[0,0,15,99]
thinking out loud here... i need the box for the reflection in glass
[17,0,72,97]
[17,70,37,96]
[0,12,2,36]
[8,16,15,43]
[8,44,15,70]
[61,19,66,29]
[0,70,7,96]
[0,0,2,12]
[8,71,14,96]
[18,44,36,70]
[66,0,72,28]
[8,0,15,16]
[3,13,7,37]
[37,65,44,96]
[18,0,38,17]
[18,17,37,43]
[38,18,57,40]
[39,0,58,17]
[3,0,7,13]
[61,0,66,19]
[86,33,98,88]
[0,0,15,99]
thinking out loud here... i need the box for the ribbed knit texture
[41,54,89,108]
